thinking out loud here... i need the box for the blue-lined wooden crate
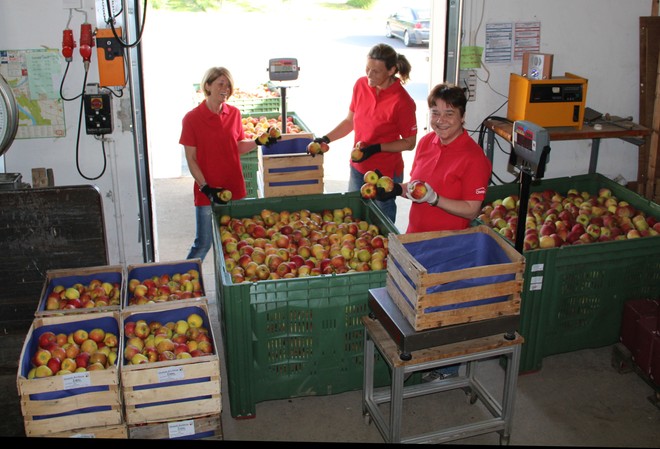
[258,134,322,197]
[120,301,221,426]
[123,259,206,310]
[386,225,525,331]
[17,312,123,437]
[34,264,124,318]
[128,413,222,440]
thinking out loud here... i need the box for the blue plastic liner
[402,232,515,312]
[261,137,313,156]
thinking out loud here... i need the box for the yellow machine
[506,72,588,129]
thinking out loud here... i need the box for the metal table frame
[362,315,523,444]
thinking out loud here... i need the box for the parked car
[385,5,431,47]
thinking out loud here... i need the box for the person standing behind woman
[179,66,258,262]
[376,83,492,380]
[308,43,418,224]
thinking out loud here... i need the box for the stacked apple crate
[120,259,222,439]
[17,259,223,439]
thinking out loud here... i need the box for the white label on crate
[70,433,96,438]
[531,263,544,272]
[62,371,91,389]
[168,419,195,438]
[529,275,543,291]
[157,366,185,382]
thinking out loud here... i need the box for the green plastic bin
[485,173,660,372]
[212,191,400,418]
[240,151,259,198]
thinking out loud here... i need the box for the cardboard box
[34,264,123,318]
[120,302,221,425]
[386,225,525,331]
[17,312,123,437]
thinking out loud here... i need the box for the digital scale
[508,120,551,253]
[0,74,19,157]
[267,58,300,130]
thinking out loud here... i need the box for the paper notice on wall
[460,46,484,69]
[485,21,542,63]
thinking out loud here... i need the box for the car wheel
[403,31,412,47]
[385,24,393,38]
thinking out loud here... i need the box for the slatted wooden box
[386,225,525,331]
[120,302,221,426]
[17,312,123,437]
[34,264,123,318]
[46,423,128,438]
[258,134,324,197]
[128,413,222,440]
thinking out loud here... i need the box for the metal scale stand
[508,120,551,254]
[266,58,300,130]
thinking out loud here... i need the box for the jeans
[186,205,213,261]
[348,165,402,225]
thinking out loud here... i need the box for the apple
[134,320,150,339]
[34,365,53,378]
[80,339,98,355]
[60,357,77,372]
[187,313,204,329]
[256,264,271,280]
[75,352,91,368]
[502,195,518,211]
[376,176,395,192]
[38,331,57,349]
[351,143,364,161]
[72,329,89,345]
[408,181,428,200]
[363,170,380,185]
[626,229,641,239]
[217,189,232,202]
[88,328,106,344]
[306,141,322,156]
[360,183,377,199]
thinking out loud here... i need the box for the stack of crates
[483,173,660,372]
[212,191,399,418]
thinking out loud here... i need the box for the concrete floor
[152,177,660,446]
[1,176,658,444]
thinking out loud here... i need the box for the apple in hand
[408,181,428,200]
[360,183,377,199]
[363,170,380,185]
[376,176,395,192]
[218,189,232,202]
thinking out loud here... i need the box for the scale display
[0,74,19,157]
[268,58,299,81]
[511,120,550,174]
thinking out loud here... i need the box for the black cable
[105,0,147,48]
[59,62,84,101]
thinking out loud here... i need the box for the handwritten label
[62,371,91,389]
[157,366,184,382]
[168,419,195,438]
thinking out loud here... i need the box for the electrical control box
[84,93,113,135]
[96,28,125,87]
[507,72,588,129]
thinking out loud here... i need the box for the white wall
[447,0,654,185]
[0,0,654,267]
[0,0,143,266]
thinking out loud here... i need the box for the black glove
[353,143,381,162]
[313,135,330,145]
[255,127,281,147]
[200,184,230,205]
[376,183,403,201]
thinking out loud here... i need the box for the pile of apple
[27,327,119,378]
[126,270,204,306]
[359,170,395,200]
[480,187,660,251]
[45,279,121,310]
[242,115,302,140]
[220,207,389,283]
[231,84,279,99]
[123,312,213,365]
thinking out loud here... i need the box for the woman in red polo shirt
[377,83,492,380]
[308,43,418,224]
[179,66,258,262]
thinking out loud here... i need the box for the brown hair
[367,43,412,84]
[427,83,467,117]
[201,66,235,98]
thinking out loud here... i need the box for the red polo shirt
[349,76,417,178]
[179,101,246,206]
[407,130,492,233]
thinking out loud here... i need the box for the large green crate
[212,191,399,418]
[485,173,660,372]
[229,96,281,115]
[240,151,259,198]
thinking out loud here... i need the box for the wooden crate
[258,133,324,197]
[123,259,206,309]
[17,312,123,437]
[128,413,222,440]
[386,225,525,331]
[120,302,222,426]
[34,264,123,318]
[46,423,128,438]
